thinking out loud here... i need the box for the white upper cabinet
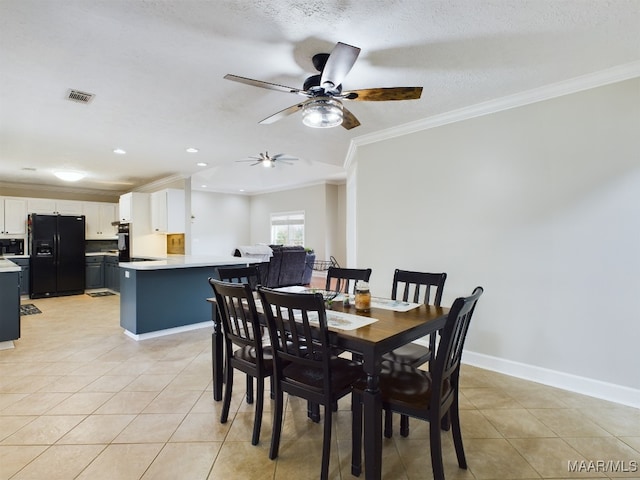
[54,200,84,215]
[1,197,27,236]
[27,198,83,215]
[83,202,118,239]
[151,189,185,233]
[119,192,151,232]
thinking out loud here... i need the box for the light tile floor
[1,294,639,479]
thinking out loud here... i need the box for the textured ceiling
[0,0,639,196]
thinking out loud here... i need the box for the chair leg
[351,393,362,477]
[450,401,467,469]
[308,401,320,423]
[220,362,234,423]
[252,376,264,446]
[246,374,254,404]
[429,417,445,480]
[320,405,332,480]
[384,408,393,438]
[400,414,410,437]
[269,388,284,460]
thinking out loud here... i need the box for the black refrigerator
[29,214,86,299]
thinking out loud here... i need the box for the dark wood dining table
[207,296,448,480]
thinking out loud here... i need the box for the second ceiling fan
[236,151,298,168]
[224,42,422,130]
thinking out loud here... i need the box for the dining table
[207,291,449,480]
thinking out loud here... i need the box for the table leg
[363,372,382,480]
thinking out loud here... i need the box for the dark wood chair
[325,266,372,294]
[209,278,273,445]
[217,265,261,290]
[257,287,363,480]
[382,269,447,437]
[216,265,263,403]
[351,286,483,480]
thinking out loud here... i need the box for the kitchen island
[119,255,258,339]
[0,258,21,349]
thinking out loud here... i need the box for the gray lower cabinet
[104,256,120,292]
[85,256,104,289]
[11,258,30,296]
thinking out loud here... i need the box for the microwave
[0,238,25,256]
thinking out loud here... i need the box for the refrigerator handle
[54,232,60,266]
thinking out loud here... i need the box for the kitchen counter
[119,254,259,270]
[119,255,258,339]
[0,259,21,273]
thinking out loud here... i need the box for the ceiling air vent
[67,89,95,104]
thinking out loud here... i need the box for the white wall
[352,78,640,398]
[249,183,342,263]
[190,191,250,255]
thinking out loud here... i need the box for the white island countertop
[0,259,22,273]
[119,255,260,271]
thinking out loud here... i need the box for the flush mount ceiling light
[196,162,208,167]
[54,170,85,182]
[186,147,199,153]
[301,97,343,128]
[113,148,126,155]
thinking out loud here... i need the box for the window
[271,211,305,246]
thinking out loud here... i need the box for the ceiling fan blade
[250,162,261,166]
[341,87,423,101]
[341,106,361,130]
[259,100,311,125]
[320,42,361,92]
[224,74,304,95]
[278,160,295,165]
[272,153,298,160]
[235,159,261,162]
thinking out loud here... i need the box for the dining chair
[325,266,372,294]
[209,278,273,445]
[257,286,363,480]
[382,269,447,437]
[217,265,261,290]
[351,286,483,480]
[216,265,263,403]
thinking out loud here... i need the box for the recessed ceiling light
[200,184,207,188]
[239,189,245,192]
[113,148,126,155]
[196,162,208,167]
[186,147,199,153]
[54,170,85,182]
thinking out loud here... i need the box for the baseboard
[463,350,640,409]
[123,320,213,341]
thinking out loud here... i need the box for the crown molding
[132,174,190,193]
[0,181,123,200]
[196,178,345,197]
[344,61,640,170]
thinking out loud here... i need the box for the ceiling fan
[235,151,299,168]
[224,42,422,130]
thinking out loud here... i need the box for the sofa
[234,245,315,288]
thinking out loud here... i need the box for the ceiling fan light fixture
[54,170,85,182]
[302,97,343,128]
[263,158,274,168]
